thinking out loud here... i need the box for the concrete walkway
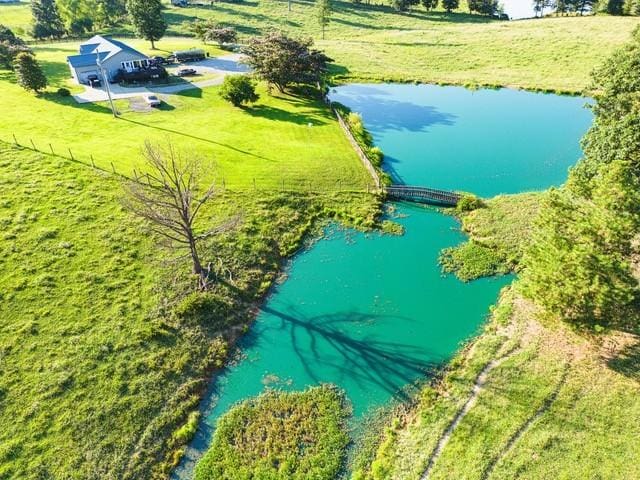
[72,53,249,104]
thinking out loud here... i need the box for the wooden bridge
[385,185,461,207]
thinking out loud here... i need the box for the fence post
[222,177,225,190]
[111,162,116,174]
[134,169,138,182]
[30,139,36,151]
[90,155,95,168]
[147,173,152,187]
[12,134,18,145]
[253,178,256,191]
[281,179,285,191]
[68,148,74,161]
[49,144,54,155]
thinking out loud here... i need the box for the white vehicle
[144,94,161,107]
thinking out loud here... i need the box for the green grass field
[2,1,639,91]
[0,142,379,479]
[0,38,372,192]
[1,3,639,479]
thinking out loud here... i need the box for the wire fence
[1,135,378,194]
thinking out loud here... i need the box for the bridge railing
[385,185,461,206]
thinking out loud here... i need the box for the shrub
[194,385,350,480]
[172,411,200,446]
[13,52,47,93]
[456,193,484,212]
[174,291,233,329]
[57,87,70,97]
[219,75,259,107]
[439,241,509,281]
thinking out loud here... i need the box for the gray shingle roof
[67,35,147,69]
[67,51,109,68]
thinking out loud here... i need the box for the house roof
[67,35,147,68]
[67,52,109,68]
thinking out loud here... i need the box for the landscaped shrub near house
[57,87,70,96]
[193,385,351,480]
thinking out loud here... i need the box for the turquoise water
[331,84,592,196]
[173,85,592,478]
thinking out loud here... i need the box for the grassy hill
[0,141,378,479]
[1,1,639,91]
[0,37,372,192]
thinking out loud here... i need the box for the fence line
[1,136,376,194]
[332,107,382,191]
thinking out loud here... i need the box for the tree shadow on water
[261,305,440,401]
[332,90,457,133]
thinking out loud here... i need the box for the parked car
[150,56,166,65]
[177,67,197,77]
[86,74,101,87]
[144,95,162,107]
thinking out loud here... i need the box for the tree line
[521,26,640,332]
[30,0,166,46]
[534,0,640,16]
[22,0,640,44]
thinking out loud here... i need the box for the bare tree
[123,142,234,290]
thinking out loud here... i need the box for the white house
[67,35,151,84]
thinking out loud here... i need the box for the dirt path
[420,347,521,480]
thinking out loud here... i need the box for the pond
[172,84,592,479]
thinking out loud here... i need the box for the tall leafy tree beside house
[31,0,65,39]
[13,52,47,93]
[0,25,31,69]
[242,32,333,93]
[126,0,166,49]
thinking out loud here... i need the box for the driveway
[72,54,249,104]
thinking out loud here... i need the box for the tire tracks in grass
[420,346,522,480]
[480,360,571,480]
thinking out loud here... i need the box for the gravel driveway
[72,54,248,104]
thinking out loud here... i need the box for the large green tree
[96,0,127,26]
[31,0,65,39]
[421,0,439,10]
[521,27,640,331]
[0,24,31,69]
[441,0,459,12]
[242,32,332,93]
[13,52,47,93]
[126,0,166,49]
[468,0,499,14]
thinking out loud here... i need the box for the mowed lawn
[3,1,639,92]
[0,37,372,191]
[161,1,640,91]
